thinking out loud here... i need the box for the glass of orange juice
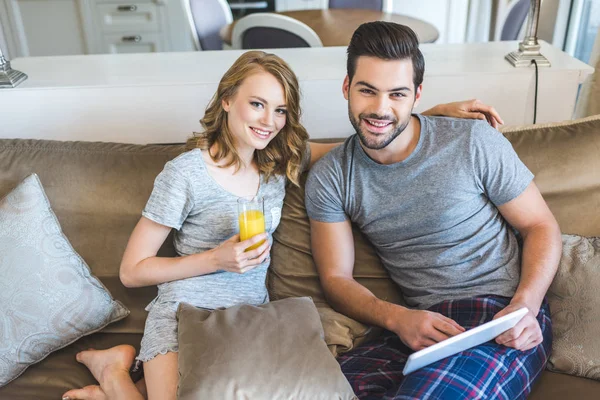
[238,196,266,251]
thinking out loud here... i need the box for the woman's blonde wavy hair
[186,51,309,187]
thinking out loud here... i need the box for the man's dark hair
[346,21,425,92]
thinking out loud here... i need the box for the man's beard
[348,106,411,150]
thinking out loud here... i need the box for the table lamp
[0,46,27,88]
[505,0,551,67]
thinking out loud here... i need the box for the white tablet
[403,307,528,375]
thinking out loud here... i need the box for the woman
[62,50,502,400]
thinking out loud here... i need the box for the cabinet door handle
[122,35,142,42]
[117,5,137,11]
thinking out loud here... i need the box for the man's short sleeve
[142,161,194,230]
[471,122,534,207]
[305,157,348,223]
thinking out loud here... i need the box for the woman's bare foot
[62,345,137,399]
[62,384,107,400]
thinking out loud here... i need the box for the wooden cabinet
[0,0,194,57]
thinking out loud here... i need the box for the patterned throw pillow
[0,174,129,387]
[546,234,600,380]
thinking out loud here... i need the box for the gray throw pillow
[546,234,600,380]
[0,174,129,387]
[177,297,357,400]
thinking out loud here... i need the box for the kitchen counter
[1,42,593,143]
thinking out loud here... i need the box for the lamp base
[505,50,551,67]
[505,40,551,68]
[0,68,28,88]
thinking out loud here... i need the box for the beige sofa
[1,116,600,399]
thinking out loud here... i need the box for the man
[306,21,561,399]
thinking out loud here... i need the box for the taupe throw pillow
[177,297,356,400]
[546,234,600,380]
[0,174,129,387]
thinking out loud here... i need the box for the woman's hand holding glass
[209,233,271,274]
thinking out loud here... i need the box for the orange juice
[238,209,266,251]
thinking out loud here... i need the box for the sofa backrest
[501,115,600,237]
[2,115,599,339]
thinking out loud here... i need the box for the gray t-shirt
[305,115,533,309]
[143,146,309,310]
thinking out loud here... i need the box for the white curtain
[575,27,600,118]
[0,21,9,59]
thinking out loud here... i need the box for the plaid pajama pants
[339,296,552,400]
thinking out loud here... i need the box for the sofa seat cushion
[528,371,600,399]
[0,332,142,400]
[98,276,157,334]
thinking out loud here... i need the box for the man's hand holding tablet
[494,302,544,351]
[403,308,529,375]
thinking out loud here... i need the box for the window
[564,0,600,63]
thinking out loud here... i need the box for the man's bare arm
[422,99,504,129]
[310,219,464,350]
[310,219,396,328]
[493,182,562,350]
[498,182,561,315]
